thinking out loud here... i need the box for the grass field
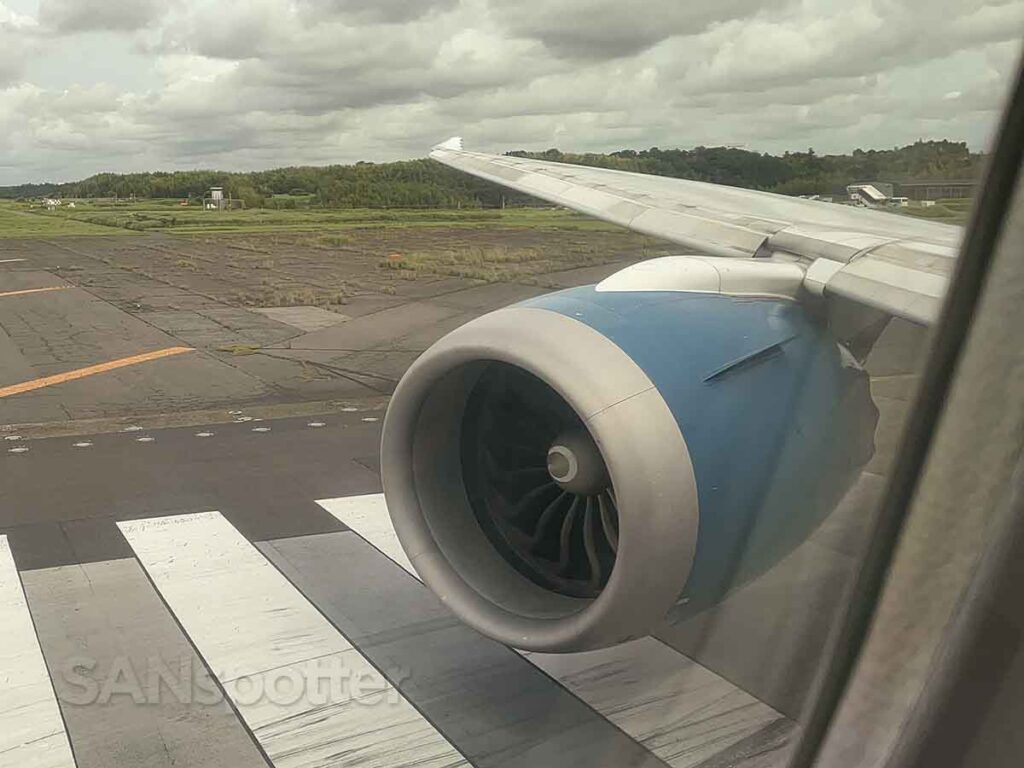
[0,197,676,311]
[2,196,973,238]
[378,242,637,283]
[0,201,128,237]
[2,199,621,236]
[898,198,973,225]
[0,199,676,309]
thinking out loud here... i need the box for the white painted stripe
[0,258,27,264]
[119,513,466,768]
[0,536,76,768]
[318,494,415,576]
[318,494,784,768]
[529,642,782,765]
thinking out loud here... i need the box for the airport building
[846,182,894,207]
[846,179,974,207]
[895,179,977,201]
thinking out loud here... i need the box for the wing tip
[432,136,463,152]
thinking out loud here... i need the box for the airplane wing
[430,137,962,326]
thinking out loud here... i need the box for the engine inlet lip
[381,305,700,652]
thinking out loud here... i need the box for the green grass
[379,244,613,283]
[2,198,620,236]
[2,193,974,239]
[898,200,971,225]
[5,195,973,238]
[0,201,127,237]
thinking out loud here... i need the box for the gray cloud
[660,0,1024,96]
[0,2,38,86]
[0,0,1022,185]
[490,0,793,59]
[297,0,460,24]
[38,0,167,33]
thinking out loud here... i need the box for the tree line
[0,140,984,207]
[510,140,984,196]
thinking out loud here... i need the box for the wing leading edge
[430,138,962,326]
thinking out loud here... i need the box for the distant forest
[0,140,985,208]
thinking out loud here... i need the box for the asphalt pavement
[0,409,384,569]
[0,235,929,768]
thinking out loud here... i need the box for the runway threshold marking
[0,286,68,299]
[0,536,77,767]
[0,346,194,399]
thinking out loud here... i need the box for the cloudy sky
[0,0,1021,184]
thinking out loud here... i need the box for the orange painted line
[0,347,194,399]
[0,286,69,299]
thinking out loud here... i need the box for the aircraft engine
[381,281,877,652]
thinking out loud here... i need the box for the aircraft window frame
[791,56,1024,768]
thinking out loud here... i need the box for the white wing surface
[431,138,962,325]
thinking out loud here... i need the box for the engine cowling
[381,283,877,652]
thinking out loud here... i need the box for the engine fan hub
[547,430,609,495]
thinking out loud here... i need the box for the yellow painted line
[0,286,69,299]
[0,347,194,399]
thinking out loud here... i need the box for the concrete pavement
[1,237,639,428]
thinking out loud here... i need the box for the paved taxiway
[1,413,796,768]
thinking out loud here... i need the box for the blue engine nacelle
[381,284,877,652]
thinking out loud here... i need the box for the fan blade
[583,497,603,590]
[482,436,546,464]
[556,496,582,575]
[598,492,619,553]
[503,466,552,482]
[461,362,617,599]
[531,490,569,549]
[509,481,560,525]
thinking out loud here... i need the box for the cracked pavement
[0,234,645,427]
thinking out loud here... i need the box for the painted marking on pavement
[0,258,28,264]
[20,559,269,768]
[318,495,416,576]
[317,494,784,768]
[0,347,194,399]
[119,512,467,768]
[0,535,77,767]
[0,286,68,299]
